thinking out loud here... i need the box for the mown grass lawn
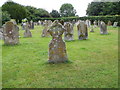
[1,25,118,88]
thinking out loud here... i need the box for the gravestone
[64,22,74,41]
[48,20,68,63]
[77,21,88,40]
[41,20,50,37]
[24,23,32,37]
[0,27,3,40]
[85,19,91,28]
[93,20,97,28]
[3,21,19,45]
[100,21,108,34]
[29,20,34,29]
[90,26,94,32]
[98,20,101,27]
[113,22,118,27]
[107,21,112,26]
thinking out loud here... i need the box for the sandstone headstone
[48,20,68,63]
[64,22,74,41]
[41,20,50,37]
[24,23,32,37]
[77,21,88,40]
[3,21,19,45]
[100,21,108,34]
[107,21,112,26]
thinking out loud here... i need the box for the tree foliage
[2,11,11,24]
[86,2,120,16]
[25,6,51,21]
[50,10,60,18]
[60,3,76,17]
[2,1,27,23]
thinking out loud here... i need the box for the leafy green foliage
[2,11,11,24]
[2,1,27,23]
[60,3,76,17]
[86,2,120,16]
[50,10,60,18]
[25,6,51,21]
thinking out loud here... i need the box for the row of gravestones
[0,20,117,63]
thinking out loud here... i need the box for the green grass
[1,25,118,88]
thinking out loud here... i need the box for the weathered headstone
[3,21,19,45]
[48,20,68,63]
[98,20,101,27]
[24,23,32,37]
[107,21,112,26]
[93,20,98,28]
[41,20,50,37]
[64,22,74,41]
[90,26,94,32]
[29,20,34,29]
[113,22,118,27]
[85,19,91,28]
[0,28,3,40]
[77,21,88,40]
[100,21,108,34]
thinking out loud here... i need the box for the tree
[2,1,27,23]
[50,10,60,18]
[86,2,120,16]
[25,6,51,21]
[2,11,11,24]
[60,3,76,17]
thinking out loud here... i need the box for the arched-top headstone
[100,21,108,34]
[77,21,88,40]
[3,21,19,45]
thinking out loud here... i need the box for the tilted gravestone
[3,21,19,45]
[48,20,68,63]
[77,21,88,40]
[41,20,50,37]
[24,23,32,37]
[100,21,108,34]
[64,22,74,41]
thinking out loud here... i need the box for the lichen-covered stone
[48,20,68,63]
[24,22,32,37]
[64,22,74,41]
[100,21,108,34]
[3,21,19,45]
[77,21,88,40]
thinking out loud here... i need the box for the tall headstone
[24,22,32,37]
[29,20,34,29]
[0,27,3,40]
[98,20,101,27]
[48,20,68,63]
[3,21,19,45]
[85,19,91,28]
[41,20,50,37]
[77,21,88,40]
[100,21,108,34]
[64,22,74,41]
[93,20,98,28]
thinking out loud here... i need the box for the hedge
[38,15,120,26]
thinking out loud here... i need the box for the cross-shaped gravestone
[48,20,68,63]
